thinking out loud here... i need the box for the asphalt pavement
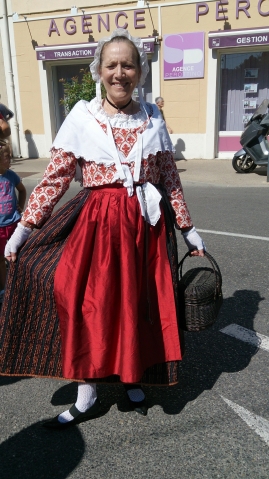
[1,156,269,479]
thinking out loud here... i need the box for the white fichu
[90,28,150,112]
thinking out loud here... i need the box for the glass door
[52,63,89,133]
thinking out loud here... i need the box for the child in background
[0,141,26,302]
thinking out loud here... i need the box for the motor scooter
[232,99,269,173]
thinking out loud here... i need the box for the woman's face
[99,41,141,106]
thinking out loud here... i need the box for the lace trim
[87,98,150,128]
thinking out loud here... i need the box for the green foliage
[59,68,104,115]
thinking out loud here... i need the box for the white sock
[58,383,97,423]
[127,388,145,402]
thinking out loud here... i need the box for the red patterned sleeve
[157,151,193,229]
[22,148,77,227]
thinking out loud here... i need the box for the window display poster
[244,83,258,93]
[163,32,204,80]
[245,68,258,78]
[132,87,144,99]
[243,99,257,109]
[242,114,252,125]
[219,51,269,132]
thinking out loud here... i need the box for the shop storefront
[1,0,269,159]
[35,37,155,150]
[209,27,269,157]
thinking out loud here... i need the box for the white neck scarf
[52,98,174,225]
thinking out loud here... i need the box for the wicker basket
[177,252,223,332]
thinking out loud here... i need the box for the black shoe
[128,398,148,416]
[123,385,148,416]
[42,398,101,429]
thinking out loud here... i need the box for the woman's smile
[99,41,141,107]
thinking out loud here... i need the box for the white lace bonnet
[90,28,149,106]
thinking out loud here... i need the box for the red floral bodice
[23,122,192,229]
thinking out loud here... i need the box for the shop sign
[36,41,154,61]
[197,1,269,22]
[209,30,269,48]
[47,10,146,37]
[163,32,204,80]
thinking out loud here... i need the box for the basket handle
[178,251,222,294]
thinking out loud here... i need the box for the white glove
[182,226,206,252]
[4,223,32,257]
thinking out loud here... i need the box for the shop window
[54,63,89,129]
[219,52,269,131]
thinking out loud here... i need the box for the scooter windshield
[252,99,269,119]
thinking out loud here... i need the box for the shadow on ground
[0,290,261,477]
[254,166,267,176]
[145,289,262,414]
[234,165,267,176]
[0,376,26,386]
[50,289,262,417]
[0,420,85,479]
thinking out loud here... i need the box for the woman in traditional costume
[1,29,205,429]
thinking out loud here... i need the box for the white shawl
[52,98,174,225]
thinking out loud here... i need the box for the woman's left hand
[189,248,205,257]
[181,226,206,256]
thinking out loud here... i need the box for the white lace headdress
[90,28,149,108]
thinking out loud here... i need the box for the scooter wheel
[232,154,257,173]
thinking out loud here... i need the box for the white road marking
[220,324,269,352]
[221,397,269,446]
[197,229,269,241]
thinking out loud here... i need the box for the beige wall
[11,0,122,15]
[11,0,162,15]
[161,4,211,134]
[160,2,269,134]
[23,9,157,43]
[0,34,8,106]
[13,23,45,134]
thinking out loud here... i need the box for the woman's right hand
[5,223,33,262]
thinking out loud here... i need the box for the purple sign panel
[36,46,96,61]
[36,41,154,61]
[209,31,269,49]
[163,32,204,80]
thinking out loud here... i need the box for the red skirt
[54,186,183,383]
